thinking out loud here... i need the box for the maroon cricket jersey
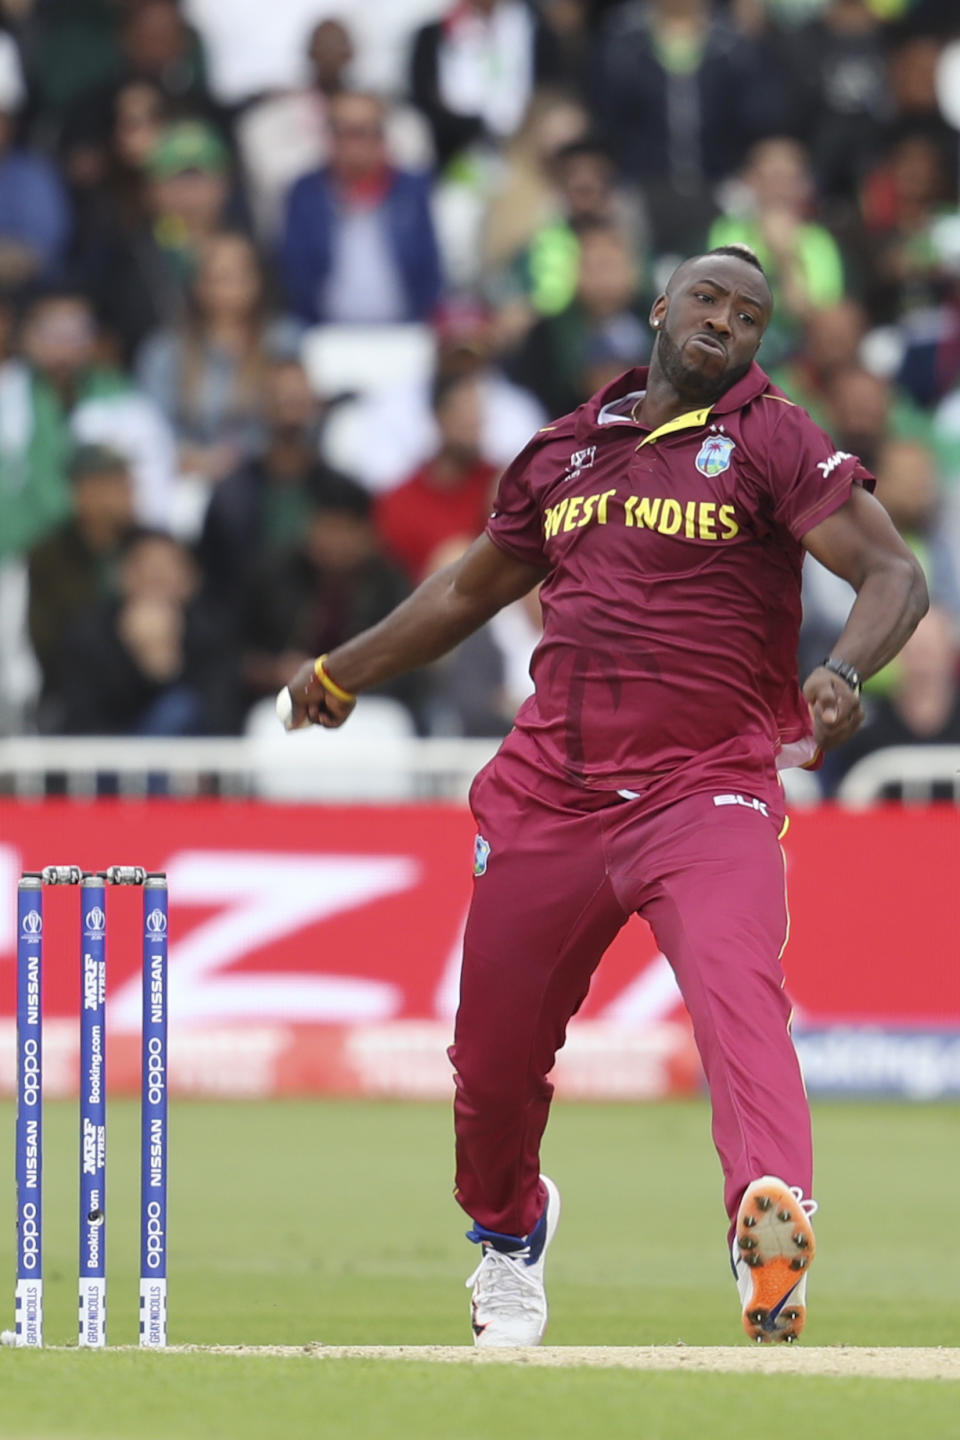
[485,363,875,814]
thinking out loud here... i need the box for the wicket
[14,865,169,1348]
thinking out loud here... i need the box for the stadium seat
[244,693,418,801]
[300,323,434,399]
[320,397,368,478]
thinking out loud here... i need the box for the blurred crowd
[0,0,959,796]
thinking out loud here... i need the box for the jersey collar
[578,362,771,443]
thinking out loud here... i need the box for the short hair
[117,526,183,563]
[327,89,386,126]
[570,215,627,244]
[551,136,615,170]
[68,444,130,483]
[706,245,767,277]
[305,467,372,520]
[21,283,95,317]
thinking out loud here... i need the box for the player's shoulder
[513,408,582,465]
[736,375,826,453]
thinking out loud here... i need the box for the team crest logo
[566,445,596,480]
[695,434,736,477]
[473,835,491,878]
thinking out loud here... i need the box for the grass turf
[0,1098,956,1438]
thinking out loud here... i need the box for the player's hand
[278,657,356,731]
[802,667,863,751]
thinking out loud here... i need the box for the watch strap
[820,657,861,694]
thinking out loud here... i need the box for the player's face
[651,259,771,401]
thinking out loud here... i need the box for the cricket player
[280,247,928,1345]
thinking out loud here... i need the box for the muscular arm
[284,535,548,729]
[800,485,929,748]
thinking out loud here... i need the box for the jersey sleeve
[766,405,876,542]
[484,434,552,568]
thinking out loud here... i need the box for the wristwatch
[820,657,861,695]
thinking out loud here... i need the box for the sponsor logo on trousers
[713,793,769,818]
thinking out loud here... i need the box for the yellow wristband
[314,655,356,704]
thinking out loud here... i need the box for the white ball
[275,686,294,731]
[0,1330,17,1346]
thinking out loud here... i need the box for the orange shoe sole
[736,1177,815,1344]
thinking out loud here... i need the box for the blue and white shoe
[465,1176,561,1347]
[733,1175,817,1343]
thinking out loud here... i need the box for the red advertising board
[0,801,957,1098]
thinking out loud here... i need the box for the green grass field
[0,1098,957,1438]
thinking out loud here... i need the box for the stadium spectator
[708,138,846,365]
[0,34,71,290]
[199,357,333,603]
[409,0,560,170]
[800,433,958,684]
[59,79,170,354]
[337,298,545,493]
[821,364,932,473]
[137,230,301,488]
[27,445,137,728]
[49,0,215,192]
[279,90,441,325]
[592,0,793,249]
[486,135,649,342]
[858,124,959,318]
[115,0,211,113]
[538,0,593,98]
[94,117,237,360]
[873,436,960,619]
[376,372,499,583]
[886,30,946,131]
[445,585,543,736]
[897,269,960,410]
[18,0,127,122]
[239,470,421,723]
[0,288,174,563]
[825,606,960,797]
[0,0,957,753]
[507,219,650,418]
[786,0,890,198]
[768,299,868,423]
[479,90,591,280]
[933,378,960,485]
[54,527,237,736]
[237,17,433,242]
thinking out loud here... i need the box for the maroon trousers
[450,743,811,1238]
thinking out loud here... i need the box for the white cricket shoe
[465,1176,561,1347]
[733,1174,817,1343]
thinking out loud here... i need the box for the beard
[656,327,753,404]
